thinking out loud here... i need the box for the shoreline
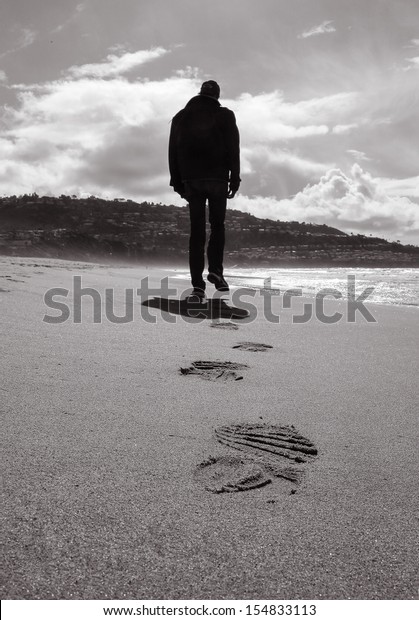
[1,255,418,309]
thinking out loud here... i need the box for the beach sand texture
[1,257,418,599]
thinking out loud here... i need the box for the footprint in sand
[232,342,273,352]
[0,288,10,293]
[196,423,317,494]
[210,322,239,331]
[180,360,248,381]
[194,455,271,493]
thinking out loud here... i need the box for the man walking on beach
[169,80,240,300]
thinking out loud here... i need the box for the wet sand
[1,257,418,599]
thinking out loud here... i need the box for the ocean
[172,267,419,307]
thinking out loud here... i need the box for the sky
[0,0,418,243]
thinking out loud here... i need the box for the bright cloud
[67,47,169,79]
[0,71,7,83]
[298,20,336,39]
[233,95,330,142]
[234,165,419,239]
[229,91,358,138]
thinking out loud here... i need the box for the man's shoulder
[171,109,187,128]
[218,106,235,116]
[172,109,185,121]
[217,106,237,124]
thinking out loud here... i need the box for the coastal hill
[0,194,418,266]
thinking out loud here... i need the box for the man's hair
[199,80,220,100]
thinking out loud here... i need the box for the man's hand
[227,180,240,199]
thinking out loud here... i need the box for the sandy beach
[1,257,418,600]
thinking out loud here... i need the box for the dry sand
[1,257,418,599]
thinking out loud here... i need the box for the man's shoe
[185,288,206,303]
[207,272,229,292]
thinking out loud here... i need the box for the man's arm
[168,116,184,194]
[224,110,241,198]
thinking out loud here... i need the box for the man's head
[199,80,220,100]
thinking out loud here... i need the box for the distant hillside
[0,194,418,267]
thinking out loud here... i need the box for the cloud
[0,58,197,199]
[0,66,356,202]
[332,123,358,134]
[67,47,169,79]
[1,52,417,242]
[225,90,359,145]
[346,149,371,162]
[234,165,419,239]
[240,145,330,187]
[19,28,37,49]
[404,37,419,69]
[0,28,37,59]
[222,89,361,196]
[175,66,201,79]
[405,56,419,69]
[298,20,336,39]
[0,71,7,83]
[51,3,86,34]
[379,175,419,199]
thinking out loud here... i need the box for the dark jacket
[168,95,240,190]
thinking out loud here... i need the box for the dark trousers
[184,180,228,289]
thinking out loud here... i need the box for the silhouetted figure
[169,80,240,300]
